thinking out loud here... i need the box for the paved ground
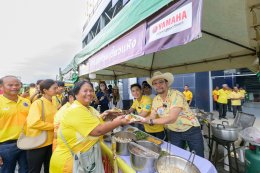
[208,102,259,173]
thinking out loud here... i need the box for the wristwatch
[149,119,154,126]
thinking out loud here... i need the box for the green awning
[62,0,172,74]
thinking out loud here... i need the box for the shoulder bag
[17,100,47,150]
[59,127,104,173]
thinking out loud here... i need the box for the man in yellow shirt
[217,84,229,119]
[52,81,65,110]
[239,87,246,105]
[128,83,165,140]
[227,87,232,112]
[0,75,31,173]
[143,71,204,157]
[229,86,244,118]
[212,86,219,110]
[183,85,193,106]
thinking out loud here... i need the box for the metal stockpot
[211,121,242,141]
[128,140,161,173]
[155,153,200,173]
[114,131,136,156]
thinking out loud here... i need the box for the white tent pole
[209,71,213,112]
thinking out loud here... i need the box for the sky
[0,0,87,83]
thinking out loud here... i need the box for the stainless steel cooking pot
[155,154,200,173]
[114,131,136,156]
[211,121,242,141]
[128,140,161,173]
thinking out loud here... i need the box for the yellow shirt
[53,102,71,151]
[26,97,56,148]
[239,89,246,97]
[29,88,36,97]
[52,94,63,109]
[50,101,101,173]
[217,89,229,104]
[131,95,164,133]
[183,90,193,101]
[0,95,30,142]
[229,91,243,106]
[212,90,219,101]
[152,89,200,132]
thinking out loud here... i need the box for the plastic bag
[240,127,260,144]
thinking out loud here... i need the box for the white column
[209,71,213,112]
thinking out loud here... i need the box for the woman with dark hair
[95,81,110,112]
[30,80,43,103]
[50,80,130,173]
[26,79,57,173]
[53,90,75,151]
[109,85,123,109]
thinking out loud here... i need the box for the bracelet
[149,119,154,126]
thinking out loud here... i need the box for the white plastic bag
[240,127,260,143]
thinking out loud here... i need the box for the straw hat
[112,85,119,90]
[147,71,174,87]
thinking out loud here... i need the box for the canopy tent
[65,0,260,81]
[62,0,172,75]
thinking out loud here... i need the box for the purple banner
[83,24,145,74]
[145,0,203,54]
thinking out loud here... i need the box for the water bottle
[97,105,101,113]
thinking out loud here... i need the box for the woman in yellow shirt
[26,79,58,173]
[53,90,75,151]
[50,80,130,173]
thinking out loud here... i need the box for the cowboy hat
[147,71,174,87]
[112,85,119,90]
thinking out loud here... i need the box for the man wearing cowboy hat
[142,71,204,157]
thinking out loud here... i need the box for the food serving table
[102,132,217,173]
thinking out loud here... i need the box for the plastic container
[245,146,260,173]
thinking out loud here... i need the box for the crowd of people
[212,84,246,119]
[0,71,214,173]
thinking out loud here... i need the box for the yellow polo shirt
[217,89,229,104]
[229,91,243,106]
[239,89,246,97]
[50,100,101,173]
[0,95,30,142]
[152,89,200,132]
[26,97,56,148]
[52,94,63,109]
[53,102,71,151]
[212,90,218,101]
[183,90,193,101]
[29,88,36,97]
[131,95,164,133]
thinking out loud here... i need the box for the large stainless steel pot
[211,121,242,141]
[155,154,200,173]
[114,131,136,156]
[128,140,161,173]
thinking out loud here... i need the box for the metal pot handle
[217,124,225,129]
[187,150,196,165]
[222,121,229,125]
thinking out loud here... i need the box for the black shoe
[219,117,222,120]
[223,117,228,119]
